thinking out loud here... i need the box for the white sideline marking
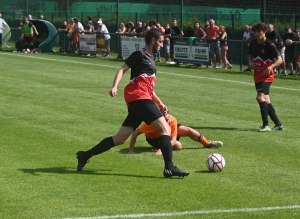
[59,205,300,219]
[1,53,300,91]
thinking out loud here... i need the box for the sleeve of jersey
[125,51,142,68]
[270,43,281,58]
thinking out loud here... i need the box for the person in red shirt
[248,22,284,132]
[76,29,189,178]
[128,112,223,155]
[206,19,221,68]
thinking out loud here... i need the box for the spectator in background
[28,14,33,20]
[266,24,282,74]
[155,22,165,62]
[141,21,150,36]
[281,26,295,75]
[204,20,209,33]
[164,23,171,63]
[72,17,84,53]
[127,21,136,35]
[206,19,221,68]
[96,19,111,57]
[87,16,94,33]
[0,13,8,51]
[135,21,143,37]
[58,21,68,52]
[149,21,156,29]
[243,25,252,71]
[219,25,232,69]
[116,22,126,58]
[20,16,39,52]
[291,29,300,76]
[170,18,184,61]
[40,15,47,21]
[194,21,206,39]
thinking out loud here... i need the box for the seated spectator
[194,21,206,39]
[218,25,232,69]
[282,26,295,75]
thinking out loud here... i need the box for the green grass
[0,51,300,219]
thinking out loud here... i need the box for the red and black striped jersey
[124,49,157,104]
[248,39,280,83]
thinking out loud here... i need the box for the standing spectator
[204,20,209,33]
[291,29,300,76]
[58,21,68,52]
[219,25,232,69]
[170,18,184,61]
[65,18,75,50]
[141,21,150,36]
[72,17,84,53]
[164,23,171,63]
[127,21,136,35]
[116,22,126,58]
[266,24,282,74]
[20,16,39,52]
[0,13,8,51]
[194,21,206,39]
[282,26,295,75]
[28,14,33,20]
[206,19,221,68]
[155,22,165,62]
[243,25,252,71]
[135,21,143,37]
[40,15,47,21]
[96,20,111,57]
[75,28,189,178]
[87,16,94,33]
[248,22,284,132]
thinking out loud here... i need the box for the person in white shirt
[243,25,252,71]
[72,17,84,53]
[0,13,8,51]
[96,20,111,57]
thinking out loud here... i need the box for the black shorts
[255,82,272,95]
[146,138,160,149]
[0,33,2,44]
[122,99,163,130]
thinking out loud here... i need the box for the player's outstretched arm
[110,64,130,97]
[152,91,168,115]
[128,128,142,154]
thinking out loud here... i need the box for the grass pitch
[0,51,299,219]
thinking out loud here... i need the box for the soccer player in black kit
[248,22,284,132]
[76,28,189,178]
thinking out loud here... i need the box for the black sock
[159,135,174,169]
[85,136,115,159]
[268,103,282,126]
[259,101,269,126]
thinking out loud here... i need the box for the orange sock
[198,135,210,147]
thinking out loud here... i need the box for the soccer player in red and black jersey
[76,28,189,178]
[248,22,284,132]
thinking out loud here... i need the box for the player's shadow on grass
[190,126,258,132]
[18,167,165,179]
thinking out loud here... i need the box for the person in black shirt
[281,26,295,75]
[170,18,184,61]
[266,24,282,74]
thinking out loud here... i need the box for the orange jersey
[138,114,177,139]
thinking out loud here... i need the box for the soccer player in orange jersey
[128,112,223,155]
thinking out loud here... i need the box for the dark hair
[252,22,268,32]
[145,28,163,44]
[87,16,92,21]
[149,21,156,26]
